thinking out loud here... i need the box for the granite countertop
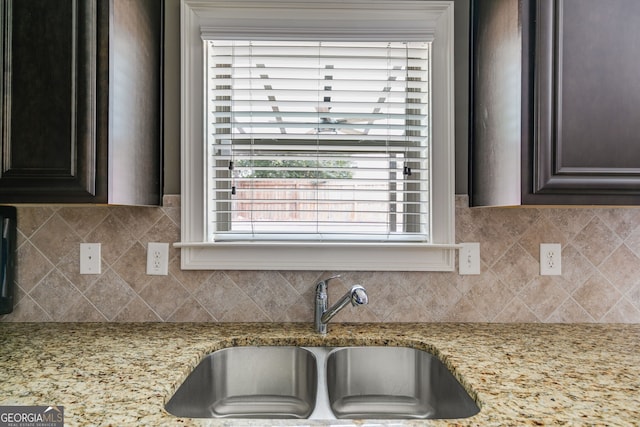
[1,322,639,426]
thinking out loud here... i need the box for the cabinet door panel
[534,0,640,197]
[0,0,97,202]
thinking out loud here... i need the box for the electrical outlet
[80,243,101,275]
[147,242,169,275]
[459,242,481,275]
[540,243,562,276]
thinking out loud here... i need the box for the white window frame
[178,0,456,271]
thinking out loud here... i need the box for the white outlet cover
[147,242,169,276]
[80,243,101,275]
[540,243,562,276]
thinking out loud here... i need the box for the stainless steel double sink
[165,346,480,420]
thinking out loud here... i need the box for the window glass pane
[206,40,430,242]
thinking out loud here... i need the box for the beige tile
[168,255,213,293]
[57,207,109,239]
[518,216,568,260]
[598,245,640,294]
[8,193,640,324]
[31,214,83,266]
[485,207,541,239]
[242,271,305,322]
[140,216,180,260]
[167,298,215,322]
[444,295,486,322]
[278,270,324,295]
[12,285,26,306]
[519,276,570,321]
[407,272,462,318]
[601,298,640,323]
[16,229,26,248]
[573,217,622,267]
[280,299,314,322]
[112,242,153,294]
[194,271,256,321]
[560,244,594,293]
[455,194,469,209]
[63,297,108,322]
[114,296,162,322]
[626,284,640,312]
[547,298,594,323]
[572,273,622,321]
[455,202,479,242]
[465,272,515,321]
[0,295,51,322]
[467,223,514,268]
[547,275,583,301]
[111,206,164,240]
[16,242,54,293]
[56,245,100,293]
[138,276,191,320]
[596,208,640,240]
[383,296,432,322]
[16,207,56,238]
[542,207,595,240]
[625,226,640,258]
[455,269,487,295]
[393,270,439,290]
[346,272,398,320]
[84,269,137,320]
[29,270,84,320]
[493,297,539,322]
[223,270,268,289]
[491,243,539,293]
[217,298,271,322]
[162,194,181,208]
[86,214,136,266]
[162,206,181,227]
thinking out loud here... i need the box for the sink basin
[326,346,480,419]
[165,346,479,420]
[165,346,317,419]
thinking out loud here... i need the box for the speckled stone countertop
[1,322,639,426]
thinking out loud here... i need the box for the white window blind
[206,40,431,243]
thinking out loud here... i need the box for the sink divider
[304,346,335,420]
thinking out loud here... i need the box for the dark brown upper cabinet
[0,0,162,204]
[470,0,640,206]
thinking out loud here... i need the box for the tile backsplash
[2,195,640,323]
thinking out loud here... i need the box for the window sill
[175,242,459,271]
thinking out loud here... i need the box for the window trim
[178,0,456,271]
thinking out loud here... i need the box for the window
[179,0,456,271]
[208,40,430,242]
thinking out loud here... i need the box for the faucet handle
[317,274,341,287]
[325,275,341,284]
[315,275,341,298]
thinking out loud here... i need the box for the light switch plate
[80,243,101,275]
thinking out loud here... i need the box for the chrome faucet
[314,275,368,334]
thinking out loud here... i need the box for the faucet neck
[314,280,329,334]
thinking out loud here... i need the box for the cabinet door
[528,0,640,203]
[0,0,101,203]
